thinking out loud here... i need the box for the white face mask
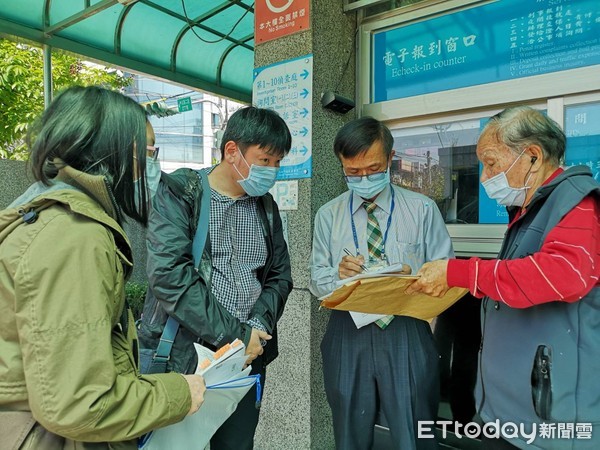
[134,158,161,211]
[482,149,531,207]
[146,158,161,197]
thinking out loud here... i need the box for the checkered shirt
[203,166,267,331]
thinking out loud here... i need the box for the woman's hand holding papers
[183,374,206,415]
[405,260,450,297]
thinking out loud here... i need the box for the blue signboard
[373,0,600,102]
[253,54,313,180]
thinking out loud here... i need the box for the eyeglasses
[146,145,160,161]
[344,170,387,183]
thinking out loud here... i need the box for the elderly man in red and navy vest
[408,106,600,450]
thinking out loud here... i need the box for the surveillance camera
[321,91,355,114]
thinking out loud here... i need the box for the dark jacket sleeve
[146,176,251,346]
[249,196,293,332]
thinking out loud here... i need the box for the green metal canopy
[0,0,255,102]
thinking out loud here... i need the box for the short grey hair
[483,106,565,166]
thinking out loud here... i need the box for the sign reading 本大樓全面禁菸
[373,0,600,102]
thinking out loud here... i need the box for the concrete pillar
[253,1,357,448]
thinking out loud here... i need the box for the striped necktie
[363,201,394,329]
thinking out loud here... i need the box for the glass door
[390,119,481,224]
[564,99,600,180]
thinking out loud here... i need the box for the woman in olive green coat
[0,86,205,449]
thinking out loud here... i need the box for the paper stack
[139,340,258,450]
[195,338,248,385]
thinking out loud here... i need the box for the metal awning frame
[0,0,254,103]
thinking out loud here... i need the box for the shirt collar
[206,164,251,202]
[350,183,392,215]
[542,167,564,186]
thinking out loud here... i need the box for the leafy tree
[0,38,132,160]
[392,163,445,203]
[125,281,148,321]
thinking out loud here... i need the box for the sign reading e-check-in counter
[373,0,600,102]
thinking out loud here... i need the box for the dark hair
[27,85,149,224]
[220,106,292,158]
[333,117,393,160]
[484,106,566,166]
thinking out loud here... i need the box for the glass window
[212,113,220,128]
[125,76,204,168]
[345,0,426,16]
[564,102,600,182]
[389,119,481,224]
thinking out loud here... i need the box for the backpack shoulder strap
[191,169,211,267]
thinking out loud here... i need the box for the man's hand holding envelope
[405,260,450,297]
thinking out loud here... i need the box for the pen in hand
[343,248,368,272]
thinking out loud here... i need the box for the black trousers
[210,354,266,450]
[434,294,481,426]
[321,311,440,450]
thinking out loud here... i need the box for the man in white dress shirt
[310,117,454,450]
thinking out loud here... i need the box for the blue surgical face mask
[345,169,390,199]
[482,149,531,207]
[234,149,279,197]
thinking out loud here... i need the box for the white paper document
[139,342,257,450]
[194,340,247,386]
[334,262,414,288]
[349,311,389,329]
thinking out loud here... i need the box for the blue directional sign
[253,54,313,179]
[373,0,600,102]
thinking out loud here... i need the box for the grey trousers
[321,311,440,450]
